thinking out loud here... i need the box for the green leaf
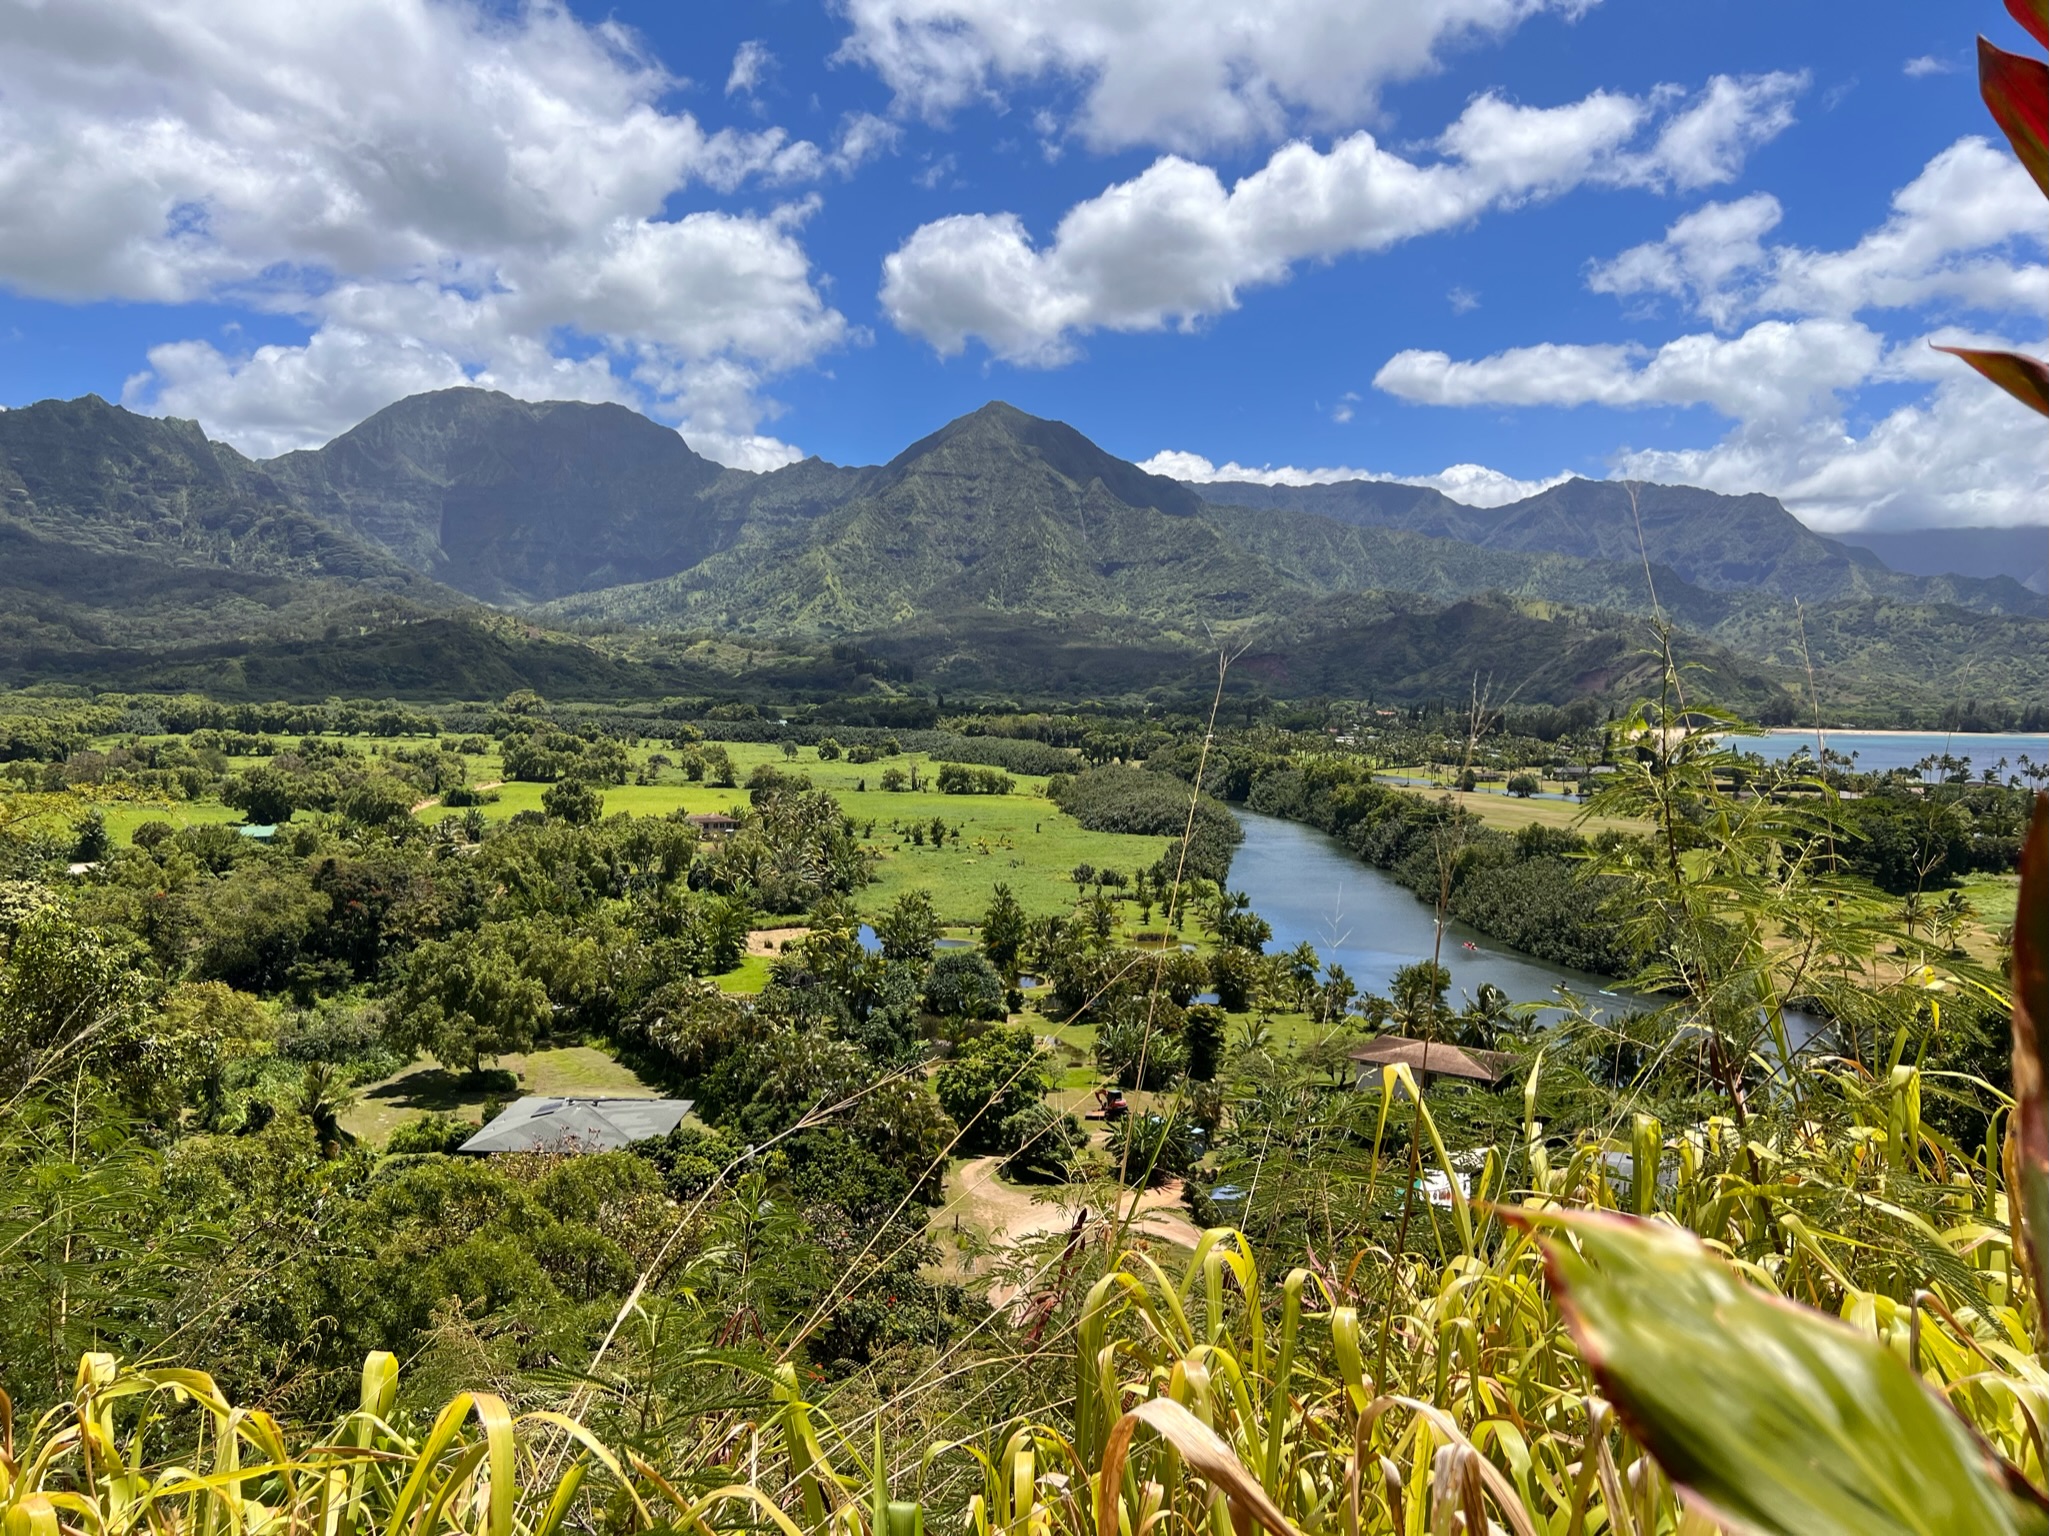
[2012,794,2049,1337]
[1520,1209,2049,1536]
[1981,36,2049,200]
[1937,345,2049,419]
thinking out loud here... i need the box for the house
[1349,1036,1512,1089]
[459,1096,694,1154]
[685,812,741,840]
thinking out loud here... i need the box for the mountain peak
[886,400,1203,517]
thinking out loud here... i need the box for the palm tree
[1934,889,1975,954]
[1456,982,1517,1048]
[296,1062,358,1159]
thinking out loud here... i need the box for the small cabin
[459,1096,694,1154]
[685,812,741,840]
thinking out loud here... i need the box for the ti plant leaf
[1981,34,2049,199]
[1521,1209,2049,1536]
[1935,345,2049,419]
[2012,795,2049,1337]
[2010,0,2049,57]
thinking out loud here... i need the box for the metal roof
[1348,1037,1513,1084]
[459,1096,694,1154]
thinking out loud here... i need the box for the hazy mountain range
[1,388,2040,715]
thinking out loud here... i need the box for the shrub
[385,1112,479,1156]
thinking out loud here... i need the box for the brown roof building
[1348,1037,1513,1086]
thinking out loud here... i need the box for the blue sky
[0,0,2040,528]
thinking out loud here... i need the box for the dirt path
[413,780,504,814]
[935,1156,1204,1305]
[747,926,809,957]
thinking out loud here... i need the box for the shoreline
[1759,727,2049,740]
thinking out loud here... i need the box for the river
[1225,808,1636,1020]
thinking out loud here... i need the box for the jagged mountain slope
[544,402,1291,633]
[1192,476,2042,615]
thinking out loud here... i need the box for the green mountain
[1192,476,2041,615]
[0,395,452,676]
[0,390,2039,716]
[545,401,1284,634]
[270,389,747,604]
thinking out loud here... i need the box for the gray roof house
[459,1096,694,1154]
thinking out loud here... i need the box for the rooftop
[1348,1037,1513,1084]
[459,1095,694,1154]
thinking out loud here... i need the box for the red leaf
[2010,0,2049,53]
[2014,794,2049,1337]
[1982,36,2049,200]
[1935,345,2049,419]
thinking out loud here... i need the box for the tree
[1507,773,1541,798]
[71,810,111,863]
[980,884,1029,974]
[933,1024,1053,1150]
[542,778,603,826]
[924,949,1007,1021]
[817,738,842,761]
[339,776,415,828]
[1183,1003,1227,1081]
[224,766,294,825]
[874,889,939,962]
[1208,946,1260,1012]
[389,928,549,1074]
[880,768,907,792]
[1389,960,1452,1038]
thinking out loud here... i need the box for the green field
[83,735,1169,924]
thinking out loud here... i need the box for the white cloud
[831,112,902,175]
[1589,138,2046,325]
[883,74,1803,364]
[1379,142,2049,532]
[1375,319,1885,423]
[838,0,1600,153]
[1612,333,2049,530]
[727,39,773,97]
[1138,449,1571,507]
[1903,55,1954,78]
[1448,286,1481,313]
[0,0,847,462]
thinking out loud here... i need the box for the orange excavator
[1085,1087,1129,1122]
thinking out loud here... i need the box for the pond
[1225,808,1637,1021]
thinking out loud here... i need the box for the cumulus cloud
[1376,137,2049,527]
[1612,334,2049,530]
[1375,319,1885,423]
[0,0,848,462]
[1903,55,1954,78]
[883,73,1804,364]
[1588,138,2046,324]
[1138,449,1571,507]
[838,0,1601,153]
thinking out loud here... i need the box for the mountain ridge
[0,389,2040,714]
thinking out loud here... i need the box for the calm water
[1225,809,1635,1019]
[1747,730,2048,776]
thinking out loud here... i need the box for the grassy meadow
[82,732,1172,927]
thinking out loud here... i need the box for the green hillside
[0,390,2037,716]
